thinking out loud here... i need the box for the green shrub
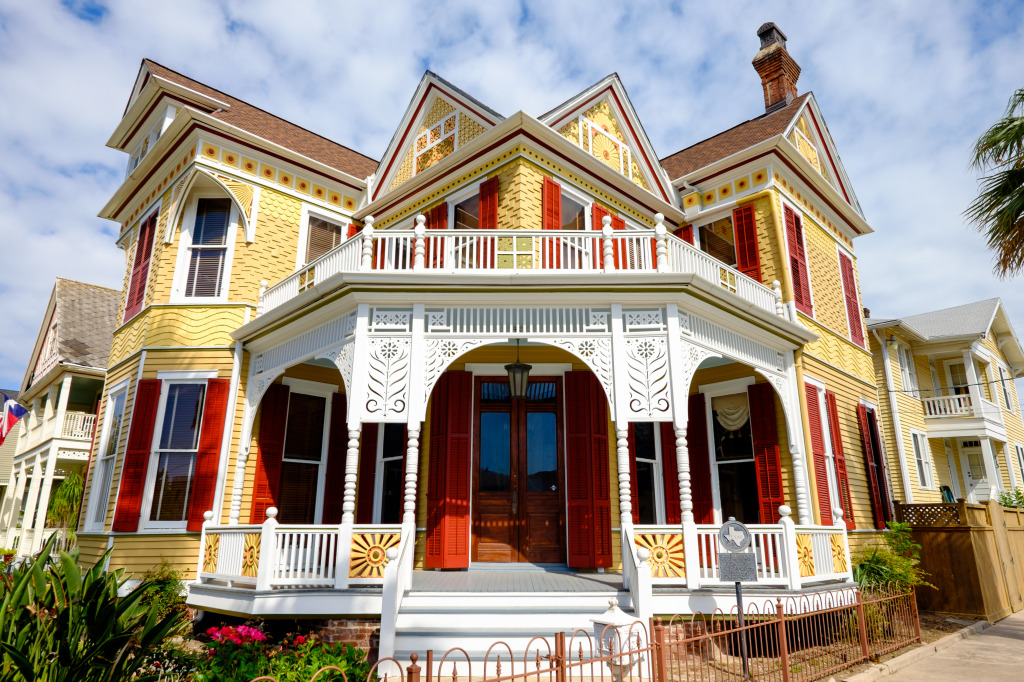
[45,471,84,535]
[998,487,1024,508]
[0,535,187,681]
[137,560,187,619]
[853,521,931,589]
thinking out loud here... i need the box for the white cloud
[1,0,1023,394]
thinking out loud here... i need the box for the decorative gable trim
[540,75,674,204]
[372,73,503,202]
[782,95,861,216]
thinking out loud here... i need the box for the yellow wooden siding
[980,334,1024,475]
[75,534,109,569]
[801,316,874,385]
[107,535,200,579]
[801,214,848,336]
[743,195,784,288]
[144,192,178,306]
[219,351,250,524]
[232,188,303,300]
[800,356,885,531]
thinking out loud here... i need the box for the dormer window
[126,104,177,177]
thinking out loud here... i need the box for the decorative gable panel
[558,99,650,191]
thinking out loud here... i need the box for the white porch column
[19,458,43,555]
[402,425,421,527]
[1,464,26,546]
[615,423,632,529]
[979,436,1002,498]
[963,349,983,414]
[33,374,73,544]
[784,353,813,524]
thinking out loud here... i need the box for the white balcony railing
[61,412,97,440]
[257,222,785,318]
[923,394,973,418]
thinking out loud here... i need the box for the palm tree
[966,88,1024,278]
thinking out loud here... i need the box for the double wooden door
[473,377,565,563]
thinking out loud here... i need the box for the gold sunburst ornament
[203,534,220,573]
[795,534,815,578]
[635,533,686,578]
[241,533,261,578]
[349,533,401,579]
[831,534,848,573]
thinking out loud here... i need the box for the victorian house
[76,24,890,659]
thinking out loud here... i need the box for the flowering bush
[207,624,268,645]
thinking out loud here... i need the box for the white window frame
[170,192,239,304]
[140,372,217,531]
[412,107,460,179]
[372,423,408,524]
[280,377,337,525]
[85,379,130,531]
[125,104,177,177]
[295,205,352,270]
[630,422,666,525]
[1014,443,1024,490]
[997,365,1014,412]
[896,343,919,397]
[943,359,969,397]
[699,376,757,525]
[806,376,843,519]
[910,430,935,490]
[780,199,816,317]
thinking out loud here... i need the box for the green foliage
[998,487,1024,508]
[853,521,932,589]
[965,87,1024,278]
[190,627,370,682]
[45,471,83,533]
[137,561,187,620]
[0,535,188,681]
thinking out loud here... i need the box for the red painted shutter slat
[479,177,499,230]
[674,225,694,245]
[839,252,864,347]
[687,393,714,524]
[112,379,161,532]
[542,177,562,230]
[249,383,290,523]
[186,378,230,531]
[425,371,472,568]
[627,424,639,524]
[825,391,856,530]
[425,202,448,269]
[749,383,785,524]
[858,404,886,530]
[591,205,610,269]
[660,422,681,524]
[321,392,347,524]
[124,213,156,322]
[356,423,379,524]
[732,205,762,282]
[784,206,813,316]
[611,214,626,269]
[565,371,611,568]
[805,383,832,526]
[347,223,360,240]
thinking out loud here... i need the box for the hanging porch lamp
[505,339,533,400]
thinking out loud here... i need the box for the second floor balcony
[257,219,786,321]
[21,410,97,451]
[922,392,1005,439]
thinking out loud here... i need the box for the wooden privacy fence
[250,585,919,682]
[896,499,1024,620]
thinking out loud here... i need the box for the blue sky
[0,0,1023,391]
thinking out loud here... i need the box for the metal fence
[248,584,919,682]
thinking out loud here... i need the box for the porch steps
[392,587,634,676]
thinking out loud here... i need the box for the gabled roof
[128,60,378,180]
[540,74,674,203]
[660,93,811,179]
[22,279,121,391]
[371,71,504,202]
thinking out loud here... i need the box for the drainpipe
[872,329,913,504]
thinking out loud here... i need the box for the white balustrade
[270,526,340,587]
[798,526,850,583]
[694,524,789,585]
[61,411,96,440]
[923,394,973,417]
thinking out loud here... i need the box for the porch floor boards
[411,569,623,593]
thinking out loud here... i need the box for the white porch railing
[258,222,784,318]
[693,523,789,585]
[923,394,973,417]
[61,411,96,440]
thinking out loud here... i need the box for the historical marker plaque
[719,552,758,582]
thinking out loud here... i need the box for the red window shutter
[565,371,611,568]
[591,205,610,269]
[627,424,639,524]
[784,206,813,316]
[805,383,832,526]
[611,214,626,270]
[346,223,360,240]
[825,391,855,530]
[674,225,694,245]
[322,392,347,524]
[748,383,785,524]
[660,422,681,524]
[857,404,886,530]
[542,177,562,230]
[425,371,472,568]
[356,423,379,524]
[112,379,161,532]
[425,202,448,269]
[839,252,864,347]
[479,177,499,230]
[687,393,714,524]
[186,378,230,531]
[124,213,156,322]
[732,205,761,282]
[250,383,290,523]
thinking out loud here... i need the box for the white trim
[698,377,755,397]
[447,178,486,229]
[278,385,333,524]
[170,191,240,304]
[156,370,218,381]
[1012,443,1024,490]
[295,204,351,270]
[464,363,573,377]
[910,429,935,491]
[698,376,756,524]
[84,380,130,532]
[630,422,666,525]
[281,377,339,396]
[944,439,962,499]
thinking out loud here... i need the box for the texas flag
[0,397,28,447]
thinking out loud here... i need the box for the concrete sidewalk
[884,610,1024,681]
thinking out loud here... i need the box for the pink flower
[295,635,306,645]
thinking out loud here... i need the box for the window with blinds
[150,383,205,523]
[698,217,737,266]
[305,216,344,263]
[278,392,327,524]
[184,198,231,298]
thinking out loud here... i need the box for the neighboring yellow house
[866,299,1024,505]
[73,22,913,658]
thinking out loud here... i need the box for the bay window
[145,382,206,527]
[173,195,237,302]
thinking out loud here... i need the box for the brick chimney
[752,22,801,113]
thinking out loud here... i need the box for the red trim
[373,83,499,201]
[749,383,784,524]
[479,176,499,230]
[806,108,850,203]
[732,205,761,282]
[112,379,161,533]
[186,378,230,531]
[250,383,290,523]
[660,422,681,525]
[120,95,193,149]
[826,391,856,530]
[686,394,714,524]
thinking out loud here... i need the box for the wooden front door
[473,377,565,563]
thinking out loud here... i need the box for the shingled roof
[143,60,379,180]
[867,299,1003,341]
[660,93,810,180]
[50,279,121,370]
